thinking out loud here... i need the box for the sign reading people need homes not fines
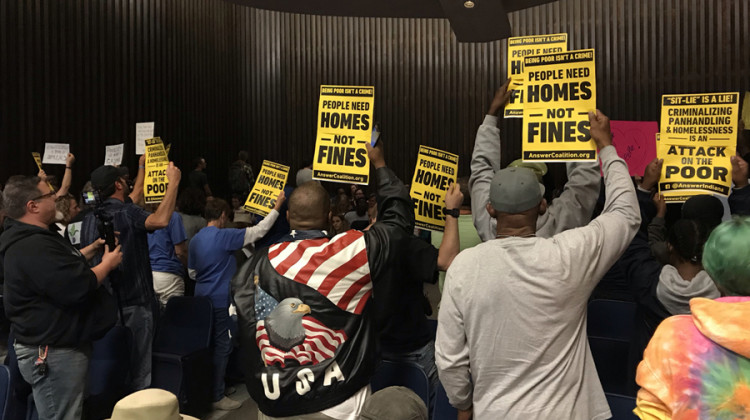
[409,146,458,232]
[144,137,169,204]
[244,160,289,217]
[313,85,375,185]
[522,49,597,162]
[505,33,568,118]
[658,92,739,202]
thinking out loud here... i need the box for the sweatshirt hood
[657,265,721,315]
[0,218,52,254]
[690,296,750,358]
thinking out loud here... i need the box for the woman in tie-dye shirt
[635,217,750,419]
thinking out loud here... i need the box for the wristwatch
[443,208,460,218]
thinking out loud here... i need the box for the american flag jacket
[232,166,415,417]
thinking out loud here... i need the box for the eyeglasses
[29,191,56,202]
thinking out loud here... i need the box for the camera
[81,190,116,251]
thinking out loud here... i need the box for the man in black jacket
[0,175,122,420]
[233,143,414,418]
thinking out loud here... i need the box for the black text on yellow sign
[313,85,375,185]
[144,137,169,204]
[505,33,568,118]
[31,152,55,192]
[660,93,739,142]
[658,92,739,201]
[522,49,597,162]
[657,141,734,200]
[244,160,289,217]
[409,146,458,232]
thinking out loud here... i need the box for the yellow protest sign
[243,160,289,216]
[658,92,739,201]
[165,143,171,157]
[522,49,597,162]
[409,146,458,232]
[31,152,56,192]
[657,141,734,202]
[144,137,169,204]
[31,152,43,171]
[313,85,374,185]
[505,33,568,118]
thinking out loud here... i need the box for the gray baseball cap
[489,167,545,213]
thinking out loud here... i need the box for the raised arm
[145,162,181,231]
[243,191,285,246]
[536,160,601,237]
[437,182,463,270]
[55,153,75,198]
[729,155,750,216]
[129,154,146,204]
[555,111,641,284]
[470,80,510,242]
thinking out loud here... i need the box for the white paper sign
[42,143,70,164]
[104,144,125,166]
[135,122,155,155]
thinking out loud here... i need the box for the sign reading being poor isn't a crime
[505,33,568,118]
[313,85,374,185]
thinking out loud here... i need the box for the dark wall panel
[2,0,749,198]
[238,0,750,184]
[0,0,242,196]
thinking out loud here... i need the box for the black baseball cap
[91,165,130,191]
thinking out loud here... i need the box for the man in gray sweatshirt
[436,110,640,420]
[470,79,602,241]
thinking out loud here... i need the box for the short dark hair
[457,176,471,208]
[193,157,204,169]
[3,176,42,219]
[204,197,230,221]
[178,188,207,216]
[668,219,709,263]
[238,151,248,161]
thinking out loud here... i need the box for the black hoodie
[0,218,101,346]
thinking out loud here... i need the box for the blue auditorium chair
[432,381,457,420]
[587,299,637,396]
[0,364,11,420]
[370,360,430,409]
[24,395,36,420]
[4,333,30,420]
[606,392,638,419]
[151,296,213,417]
[85,326,132,419]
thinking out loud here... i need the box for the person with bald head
[437,111,641,419]
[232,143,415,419]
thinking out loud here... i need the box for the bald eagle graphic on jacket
[265,298,311,351]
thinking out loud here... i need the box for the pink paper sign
[610,120,658,176]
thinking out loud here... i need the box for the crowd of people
[0,80,749,420]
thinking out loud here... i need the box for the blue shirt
[189,226,245,308]
[81,198,153,307]
[148,212,187,276]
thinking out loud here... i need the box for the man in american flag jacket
[233,143,415,419]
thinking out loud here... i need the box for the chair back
[0,364,10,420]
[587,299,637,395]
[88,326,132,396]
[432,381,457,420]
[370,360,430,409]
[154,297,213,355]
[605,393,638,419]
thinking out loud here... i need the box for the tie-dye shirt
[635,296,750,419]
